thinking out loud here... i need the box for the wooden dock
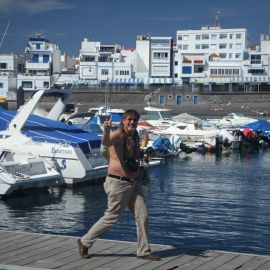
[0,230,270,270]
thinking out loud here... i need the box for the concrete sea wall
[9,86,270,118]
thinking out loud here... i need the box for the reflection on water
[1,149,270,255]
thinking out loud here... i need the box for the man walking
[77,109,160,261]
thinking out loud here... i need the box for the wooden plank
[237,256,270,270]
[0,230,269,270]
[0,234,48,260]
[191,252,239,270]
[0,235,61,263]
[215,253,257,270]
[4,237,72,266]
[257,260,270,270]
[150,250,221,270]
[107,244,170,270]
[65,241,137,270]
[27,239,117,269]
[0,233,38,249]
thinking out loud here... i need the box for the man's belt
[108,174,135,181]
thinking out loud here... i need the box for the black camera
[125,158,139,172]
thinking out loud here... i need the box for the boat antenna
[0,20,11,49]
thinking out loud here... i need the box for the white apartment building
[17,34,61,91]
[240,33,270,92]
[175,26,248,86]
[134,35,173,84]
[79,38,132,84]
[0,54,24,96]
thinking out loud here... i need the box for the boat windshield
[160,111,171,120]
[147,110,171,120]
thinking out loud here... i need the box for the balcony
[25,62,50,70]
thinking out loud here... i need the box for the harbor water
[0,149,270,256]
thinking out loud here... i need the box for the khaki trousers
[81,175,151,256]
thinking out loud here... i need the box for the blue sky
[0,0,269,57]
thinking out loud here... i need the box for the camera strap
[123,131,139,161]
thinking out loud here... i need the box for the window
[36,43,41,49]
[22,81,33,88]
[0,83,3,88]
[219,33,227,39]
[177,35,182,40]
[219,43,227,49]
[229,44,233,49]
[194,65,203,73]
[101,69,109,75]
[251,55,261,64]
[195,44,201,49]
[202,44,209,49]
[32,54,39,62]
[211,44,217,49]
[195,35,201,40]
[229,34,233,39]
[115,70,119,75]
[174,73,178,78]
[235,53,241,59]
[235,43,241,49]
[178,44,182,50]
[229,53,232,59]
[210,68,240,76]
[248,69,264,74]
[0,63,7,69]
[202,34,209,40]
[211,34,217,40]
[153,52,168,59]
[119,70,129,75]
[43,81,49,88]
[236,34,242,39]
[182,66,192,74]
[219,53,227,59]
[43,55,49,63]
[84,56,95,62]
[183,45,188,50]
[174,61,178,66]
[183,35,189,41]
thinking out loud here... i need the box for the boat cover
[0,108,101,154]
[241,120,270,136]
[152,136,175,152]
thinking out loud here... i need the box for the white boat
[151,121,218,145]
[0,149,60,196]
[208,113,257,129]
[142,106,176,129]
[0,88,108,188]
[62,106,124,131]
[150,121,238,149]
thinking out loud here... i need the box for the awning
[144,78,173,85]
[109,78,143,85]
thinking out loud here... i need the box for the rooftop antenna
[215,11,221,27]
[0,20,11,49]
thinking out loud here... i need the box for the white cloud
[0,0,75,16]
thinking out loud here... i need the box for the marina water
[0,149,270,256]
